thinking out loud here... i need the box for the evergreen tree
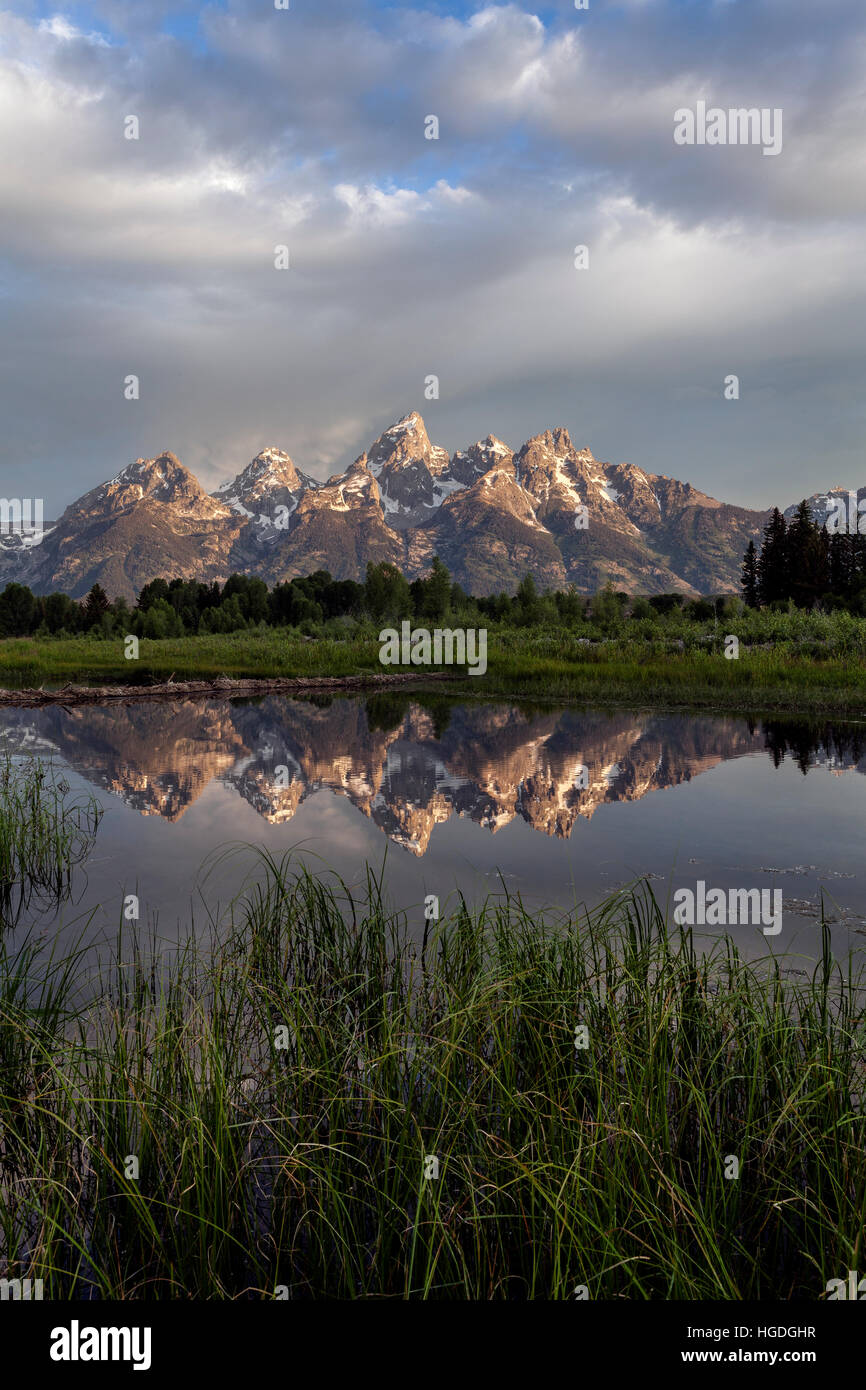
[740,540,758,607]
[81,583,110,628]
[785,500,827,608]
[828,533,852,594]
[756,509,788,605]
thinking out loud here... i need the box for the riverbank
[1,628,865,714]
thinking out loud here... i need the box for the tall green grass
[0,631,384,686]
[0,752,101,924]
[1,846,864,1300]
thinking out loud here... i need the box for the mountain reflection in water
[0,695,863,858]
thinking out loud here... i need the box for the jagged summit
[108,451,188,487]
[217,446,298,488]
[362,411,454,522]
[215,447,311,518]
[385,411,423,436]
[90,452,229,519]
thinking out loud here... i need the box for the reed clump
[0,751,100,924]
[1,835,864,1299]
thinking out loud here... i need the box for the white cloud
[37,14,111,46]
[334,183,429,227]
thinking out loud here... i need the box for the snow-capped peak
[386,412,422,436]
[213,447,306,514]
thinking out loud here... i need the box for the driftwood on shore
[0,671,456,708]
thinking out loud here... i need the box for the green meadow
[1,606,866,714]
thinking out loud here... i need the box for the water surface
[2,694,865,962]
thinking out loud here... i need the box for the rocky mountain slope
[1,412,771,599]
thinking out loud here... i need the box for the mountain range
[1,411,841,600]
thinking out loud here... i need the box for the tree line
[0,557,744,640]
[741,501,866,612]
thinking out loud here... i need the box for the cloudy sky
[1,0,865,513]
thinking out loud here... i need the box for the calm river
[2,693,865,964]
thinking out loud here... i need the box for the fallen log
[0,670,458,707]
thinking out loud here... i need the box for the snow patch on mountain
[429,477,466,505]
[553,456,583,510]
[591,475,620,505]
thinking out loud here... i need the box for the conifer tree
[785,500,827,608]
[81,583,110,628]
[828,533,852,595]
[756,508,788,605]
[740,540,758,607]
